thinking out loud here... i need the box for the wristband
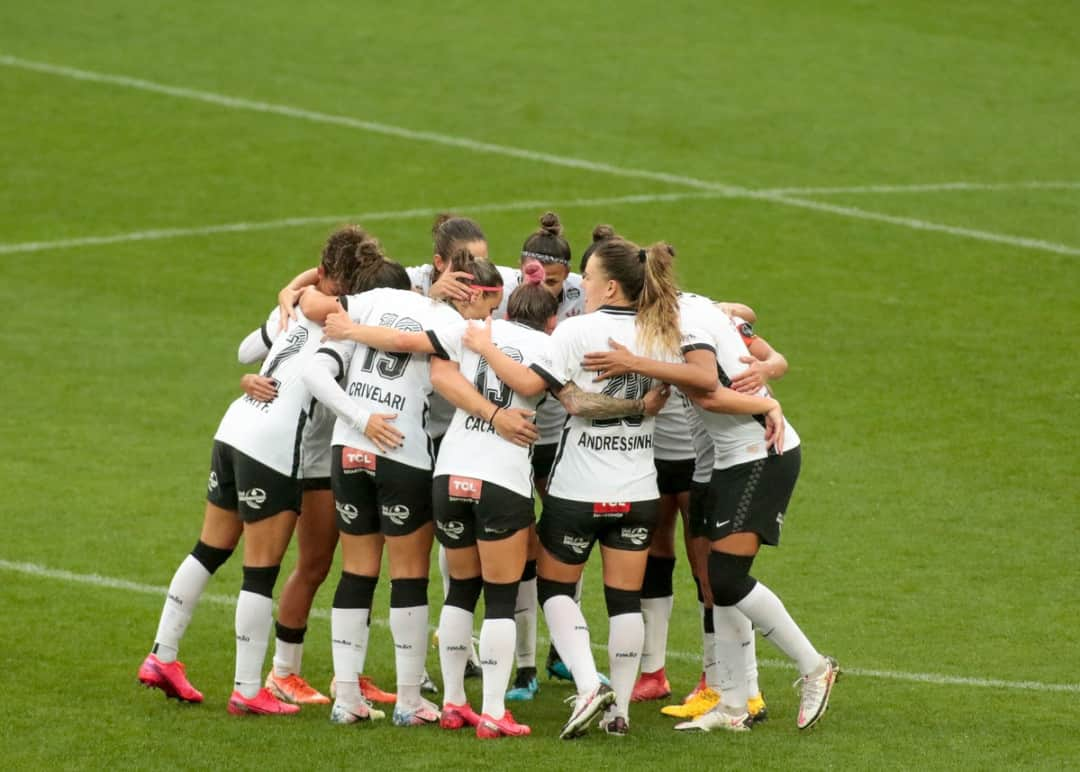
[352,407,372,434]
[489,406,502,423]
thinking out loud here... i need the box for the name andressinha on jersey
[348,381,406,411]
[577,433,653,451]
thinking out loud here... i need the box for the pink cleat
[440,701,481,730]
[227,687,301,716]
[477,710,531,738]
[138,654,204,703]
[631,668,672,702]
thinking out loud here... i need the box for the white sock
[480,617,516,720]
[438,605,474,706]
[640,595,673,673]
[234,590,273,699]
[542,594,599,694]
[712,605,750,711]
[513,578,538,668]
[331,608,368,704]
[736,582,822,676]
[390,604,430,709]
[272,639,303,678]
[607,612,644,718]
[740,611,760,697]
[153,555,211,662]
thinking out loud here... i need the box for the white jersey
[406,263,518,320]
[215,309,326,477]
[533,306,676,502]
[315,288,462,471]
[653,389,696,461]
[429,319,551,498]
[679,294,800,469]
[534,271,588,446]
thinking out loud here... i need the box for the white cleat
[674,703,752,733]
[796,655,840,730]
[559,683,616,740]
[330,697,386,724]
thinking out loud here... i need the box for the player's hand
[763,401,785,454]
[241,374,278,402]
[463,316,494,354]
[322,309,354,342]
[277,286,307,331]
[493,408,539,448]
[730,356,768,394]
[582,338,638,381]
[429,270,476,303]
[643,385,671,416]
[364,413,404,453]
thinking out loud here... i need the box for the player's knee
[708,551,757,607]
[191,540,234,574]
[483,580,519,620]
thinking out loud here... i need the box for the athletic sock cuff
[275,622,307,644]
[241,565,281,598]
[445,576,484,611]
[191,540,234,574]
[708,551,757,607]
[520,560,537,582]
[604,585,641,617]
[390,577,429,608]
[333,572,378,609]
[483,580,519,620]
[537,577,577,606]
[641,555,677,598]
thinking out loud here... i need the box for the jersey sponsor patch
[448,475,483,501]
[593,501,631,517]
[342,447,377,473]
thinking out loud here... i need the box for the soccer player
[464,238,713,738]
[300,254,507,726]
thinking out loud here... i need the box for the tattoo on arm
[559,383,644,419]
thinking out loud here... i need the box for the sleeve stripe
[682,343,716,355]
[260,323,273,349]
[426,330,450,360]
[530,363,565,393]
[316,347,346,380]
[338,295,349,311]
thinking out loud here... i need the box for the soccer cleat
[476,710,531,739]
[440,701,482,730]
[360,676,397,704]
[464,658,483,680]
[559,683,616,740]
[631,668,672,702]
[683,672,707,703]
[747,692,768,726]
[545,650,573,682]
[420,669,439,694]
[599,710,629,736]
[265,672,330,705]
[138,654,204,703]
[796,655,839,730]
[505,667,540,702]
[660,687,720,718]
[674,703,752,732]
[330,697,385,724]
[392,697,441,727]
[227,687,301,716]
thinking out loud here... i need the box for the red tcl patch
[593,501,631,516]
[448,475,483,501]
[342,447,377,472]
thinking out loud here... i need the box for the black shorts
[688,480,711,538]
[538,495,660,565]
[432,475,535,548]
[531,443,558,482]
[331,445,433,537]
[206,441,301,523]
[704,446,801,546]
[302,476,332,492]
[655,458,694,496]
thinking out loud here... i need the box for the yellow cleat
[660,687,721,718]
[747,692,768,725]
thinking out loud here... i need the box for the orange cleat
[265,672,330,705]
[360,675,397,704]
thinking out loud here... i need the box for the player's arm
[581,344,719,393]
[299,288,344,325]
[302,348,403,452]
[322,310,436,353]
[556,382,670,419]
[462,318,547,397]
[729,334,788,394]
[277,267,320,330]
[689,389,786,453]
[430,357,539,447]
[716,301,757,324]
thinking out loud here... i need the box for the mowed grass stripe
[5,558,1078,695]
[3,53,1078,257]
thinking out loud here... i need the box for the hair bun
[522,260,545,286]
[539,211,563,237]
[592,224,616,242]
[431,212,455,237]
[356,238,383,262]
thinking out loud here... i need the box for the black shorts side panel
[688,480,711,538]
[531,443,558,482]
[705,446,801,546]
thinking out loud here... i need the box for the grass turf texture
[1,1,1077,769]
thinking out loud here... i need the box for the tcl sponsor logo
[448,475,482,501]
[342,447,376,472]
[238,488,267,509]
[593,501,630,517]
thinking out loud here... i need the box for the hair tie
[522,250,569,266]
[638,248,647,263]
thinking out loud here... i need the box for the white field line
[2,54,1078,258]
[0,191,719,256]
[4,558,1078,695]
[758,181,1080,196]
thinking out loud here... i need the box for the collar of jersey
[598,304,636,316]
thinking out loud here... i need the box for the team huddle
[137,212,839,739]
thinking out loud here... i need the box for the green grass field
[1,1,1078,769]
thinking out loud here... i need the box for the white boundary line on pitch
[4,558,1078,695]
[0,191,720,256]
[2,54,1078,257]
[757,181,1080,196]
